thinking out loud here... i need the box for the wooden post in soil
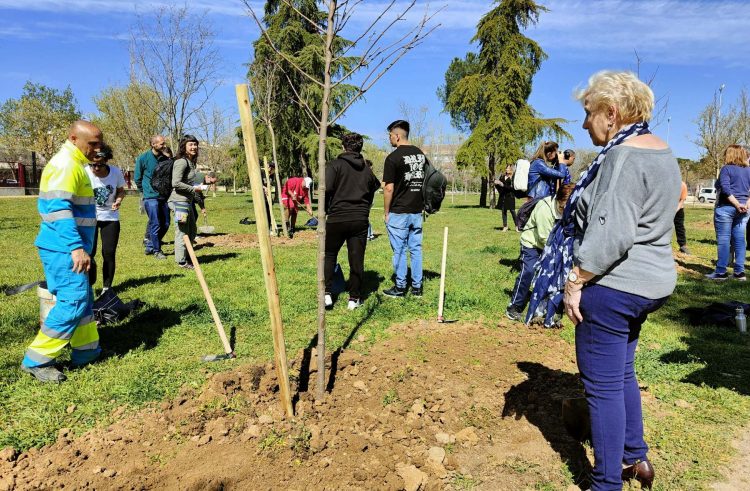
[437,227,449,322]
[235,84,293,417]
[263,156,278,234]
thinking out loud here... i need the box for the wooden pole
[235,84,293,417]
[437,227,448,322]
[183,236,233,355]
[263,156,278,234]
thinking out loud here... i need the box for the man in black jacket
[324,133,381,310]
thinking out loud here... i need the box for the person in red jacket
[281,176,314,237]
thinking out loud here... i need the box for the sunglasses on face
[91,163,107,168]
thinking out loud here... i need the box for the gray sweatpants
[169,202,197,265]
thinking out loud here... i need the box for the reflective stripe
[40,322,74,340]
[75,218,97,227]
[71,340,99,351]
[41,210,74,222]
[78,315,95,327]
[23,349,55,365]
[39,190,74,200]
[72,196,95,205]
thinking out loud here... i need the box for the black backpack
[151,158,174,198]
[423,160,447,214]
[516,196,544,230]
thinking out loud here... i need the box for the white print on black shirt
[403,154,425,184]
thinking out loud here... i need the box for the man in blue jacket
[134,135,169,259]
[22,121,103,383]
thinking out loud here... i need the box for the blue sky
[1,0,749,160]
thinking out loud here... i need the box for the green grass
[1,194,749,489]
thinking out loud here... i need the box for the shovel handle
[183,236,233,355]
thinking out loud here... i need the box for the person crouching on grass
[323,133,381,310]
[281,176,314,238]
[505,183,574,325]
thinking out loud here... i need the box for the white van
[697,187,716,203]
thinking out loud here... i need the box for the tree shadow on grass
[99,304,201,360]
[674,258,713,275]
[659,326,750,396]
[198,252,240,265]
[450,204,483,209]
[502,361,591,489]
[388,269,440,286]
[116,274,180,292]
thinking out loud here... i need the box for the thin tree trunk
[300,153,310,179]
[267,123,288,237]
[488,154,496,209]
[479,176,488,208]
[316,0,336,400]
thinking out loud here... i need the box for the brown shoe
[622,459,654,489]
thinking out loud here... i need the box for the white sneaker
[325,294,333,309]
[347,299,362,310]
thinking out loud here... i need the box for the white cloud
[2,0,748,66]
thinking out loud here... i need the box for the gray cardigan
[169,157,197,203]
[574,145,681,299]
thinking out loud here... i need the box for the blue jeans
[143,198,170,253]
[714,205,750,274]
[509,246,540,311]
[385,213,422,289]
[576,285,667,490]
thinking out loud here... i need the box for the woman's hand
[564,282,584,325]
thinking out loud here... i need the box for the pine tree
[438,0,569,207]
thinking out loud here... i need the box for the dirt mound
[197,230,317,249]
[0,321,593,490]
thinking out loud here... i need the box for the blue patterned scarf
[525,122,651,325]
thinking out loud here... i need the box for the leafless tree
[249,59,288,236]
[694,89,740,178]
[130,5,222,147]
[195,104,233,196]
[242,0,440,399]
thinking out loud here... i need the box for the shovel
[182,236,235,362]
[198,214,215,235]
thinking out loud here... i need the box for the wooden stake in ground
[437,227,449,322]
[182,236,234,359]
[235,83,293,417]
[263,156,278,234]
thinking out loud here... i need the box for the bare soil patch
[197,230,317,249]
[0,321,598,490]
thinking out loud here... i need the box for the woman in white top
[85,145,126,293]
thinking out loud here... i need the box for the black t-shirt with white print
[382,145,427,214]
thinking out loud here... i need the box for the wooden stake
[183,236,233,355]
[263,156,278,233]
[235,84,293,417]
[437,226,448,322]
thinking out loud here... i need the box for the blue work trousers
[575,284,667,490]
[143,198,170,254]
[23,248,100,368]
[509,245,541,312]
[385,213,423,289]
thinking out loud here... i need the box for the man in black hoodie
[324,133,381,310]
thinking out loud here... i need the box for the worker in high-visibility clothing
[22,120,104,383]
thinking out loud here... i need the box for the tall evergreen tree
[438,0,569,207]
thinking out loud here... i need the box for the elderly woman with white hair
[527,71,680,490]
